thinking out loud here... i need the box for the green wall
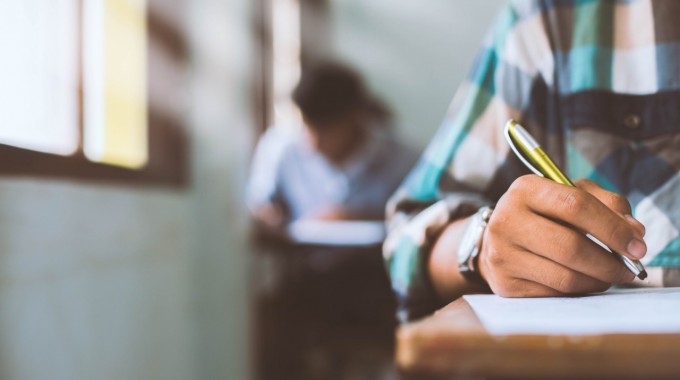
[330,0,505,149]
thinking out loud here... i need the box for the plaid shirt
[385,0,680,322]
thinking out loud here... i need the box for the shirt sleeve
[384,2,554,322]
[245,126,295,215]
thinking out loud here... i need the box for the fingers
[574,179,646,237]
[481,244,611,296]
[510,211,636,284]
[624,215,646,237]
[510,176,647,261]
[510,251,611,295]
[574,179,631,214]
[491,278,565,298]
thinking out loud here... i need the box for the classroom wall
[0,181,194,380]
[329,0,506,150]
[187,0,253,378]
[0,0,253,379]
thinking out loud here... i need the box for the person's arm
[246,126,293,231]
[305,208,383,221]
[428,216,488,301]
[385,2,538,322]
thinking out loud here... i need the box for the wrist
[457,207,493,289]
[428,212,491,302]
[428,218,473,300]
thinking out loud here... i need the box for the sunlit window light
[272,0,302,129]
[84,0,148,169]
[0,1,79,155]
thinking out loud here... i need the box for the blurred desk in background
[286,220,386,247]
[251,233,397,380]
[396,298,680,379]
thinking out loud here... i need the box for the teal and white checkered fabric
[385,0,680,322]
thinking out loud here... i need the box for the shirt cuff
[384,193,490,322]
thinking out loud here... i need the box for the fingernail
[627,238,647,259]
[625,215,646,236]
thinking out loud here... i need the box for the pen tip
[638,270,648,281]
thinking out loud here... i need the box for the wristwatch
[457,206,493,285]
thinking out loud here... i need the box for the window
[0,0,79,155]
[0,0,187,186]
[84,0,148,169]
[271,0,302,129]
[252,0,332,134]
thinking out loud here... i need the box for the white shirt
[246,125,417,221]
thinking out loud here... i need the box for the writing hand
[477,175,647,297]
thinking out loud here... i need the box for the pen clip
[504,121,544,178]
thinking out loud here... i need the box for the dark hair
[293,62,387,128]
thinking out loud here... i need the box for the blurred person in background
[247,61,417,233]
[249,62,416,380]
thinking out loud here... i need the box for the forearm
[251,203,289,234]
[428,216,490,302]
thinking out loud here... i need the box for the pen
[504,119,648,280]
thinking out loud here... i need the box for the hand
[477,175,647,297]
[305,206,380,221]
[253,204,287,230]
[305,207,351,221]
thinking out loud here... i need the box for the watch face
[458,214,481,265]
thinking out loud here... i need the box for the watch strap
[458,207,493,287]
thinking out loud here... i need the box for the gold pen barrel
[506,120,573,186]
[526,148,574,187]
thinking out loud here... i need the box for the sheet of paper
[287,220,385,246]
[464,287,680,335]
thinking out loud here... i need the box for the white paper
[287,220,385,246]
[464,287,680,335]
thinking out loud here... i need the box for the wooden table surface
[396,298,680,379]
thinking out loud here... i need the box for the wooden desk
[396,298,680,379]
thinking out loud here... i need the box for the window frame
[252,0,273,136]
[0,0,188,188]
